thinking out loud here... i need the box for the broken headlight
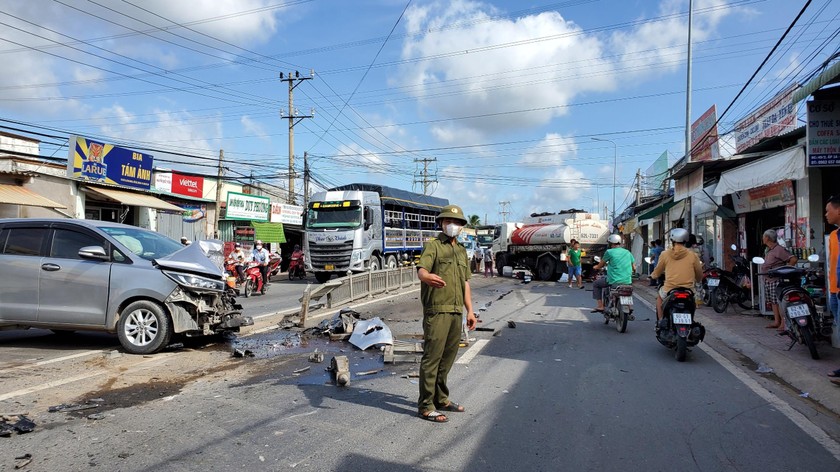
[163,271,225,292]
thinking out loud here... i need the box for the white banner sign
[270,202,304,225]
[225,192,270,221]
[735,86,795,153]
[806,99,840,167]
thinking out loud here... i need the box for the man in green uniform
[416,204,477,423]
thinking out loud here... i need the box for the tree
[467,214,481,228]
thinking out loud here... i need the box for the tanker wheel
[536,256,556,281]
[496,253,508,276]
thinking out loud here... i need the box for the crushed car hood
[153,240,225,278]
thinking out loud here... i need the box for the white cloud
[241,115,270,141]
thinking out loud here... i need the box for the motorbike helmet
[670,228,689,243]
[294,244,300,251]
[607,234,622,245]
[234,242,242,248]
[255,240,263,245]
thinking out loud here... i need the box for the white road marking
[635,292,840,461]
[698,343,840,462]
[455,339,489,365]
[0,350,105,375]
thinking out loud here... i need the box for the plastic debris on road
[349,317,393,350]
[755,363,774,374]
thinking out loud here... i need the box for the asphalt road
[2,276,839,471]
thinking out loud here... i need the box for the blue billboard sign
[67,136,154,190]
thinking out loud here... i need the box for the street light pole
[592,137,617,226]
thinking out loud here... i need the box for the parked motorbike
[656,287,706,362]
[593,256,634,333]
[754,254,829,360]
[709,253,753,313]
[268,252,283,279]
[288,249,306,280]
[224,260,266,297]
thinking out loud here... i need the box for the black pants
[259,265,270,284]
[235,264,246,282]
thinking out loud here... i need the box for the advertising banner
[225,192,270,221]
[690,105,720,162]
[180,203,207,222]
[731,180,794,213]
[674,167,704,201]
[735,86,796,153]
[270,202,304,225]
[68,136,153,190]
[154,172,205,197]
[806,99,840,167]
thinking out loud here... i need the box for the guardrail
[299,266,420,325]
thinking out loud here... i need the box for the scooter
[288,249,306,280]
[709,253,752,313]
[224,261,266,297]
[268,253,283,280]
[754,254,829,360]
[656,287,706,362]
[593,256,634,333]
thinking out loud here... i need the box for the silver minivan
[0,218,252,354]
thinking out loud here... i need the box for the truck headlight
[163,271,225,292]
[352,250,362,262]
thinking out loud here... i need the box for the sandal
[590,308,604,313]
[827,369,840,378]
[438,402,465,413]
[418,410,448,423]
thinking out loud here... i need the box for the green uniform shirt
[417,233,471,315]
[568,247,582,266]
[603,247,634,285]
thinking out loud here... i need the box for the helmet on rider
[294,244,300,251]
[670,228,689,244]
[234,242,242,248]
[607,234,622,245]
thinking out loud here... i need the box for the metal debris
[293,366,311,374]
[232,348,255,358]
[308,350,325,363]
[0,415,36,437]
[14,453,32,469]
[48,403,99,413]
[349,317,394,350]
[356,369,380,377]
[87,413,107,421]
[330,355,351,386]
[508,320,517,328]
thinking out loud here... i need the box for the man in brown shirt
[761,229,797,331]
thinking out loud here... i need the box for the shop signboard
[690,105,720,162]
[806,99,840,167]
[735,86,796,153]
[731,180,794,213]
[225,192,270,221]
[154,172,205,197]
[234,226,255,243]
[270,202,304,225]
[674,167,704,201]
[180,203,207,222]
[67,136,153,190]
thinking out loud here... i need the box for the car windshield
[101,226,184,261]
[306,206,362,229]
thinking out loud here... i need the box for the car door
[36,225,111,326]
[0,225,49,323]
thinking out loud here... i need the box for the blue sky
[1,0,837,223]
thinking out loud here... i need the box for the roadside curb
[633,281,840,416]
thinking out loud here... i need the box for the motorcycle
[754,254,829,360]
[593,256,634,333]
[288,249,306,280]
[656,287,706,362]
[224,260,266,297]
[268,252,283,280]
[709,253,753,313]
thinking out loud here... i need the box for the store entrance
[745,207,785,260]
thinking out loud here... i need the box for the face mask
[256,245,262,250]
[443,223,462,238]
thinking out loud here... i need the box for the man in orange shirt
[825,196,840,382]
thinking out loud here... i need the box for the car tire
[50,329,76,337]
[117,300,172,355]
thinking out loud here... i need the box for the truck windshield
[306,207,362,229]
[477,234,493,246]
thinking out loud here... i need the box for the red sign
[690,105,720,162]
[171,173,204,197]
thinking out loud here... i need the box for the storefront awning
[637,198,677,221]
[86,186,184,212]
[0,184,67,209]
[713,146,805,197]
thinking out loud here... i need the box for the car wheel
[117,300,172,355]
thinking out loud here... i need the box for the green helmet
[436,204,468,225]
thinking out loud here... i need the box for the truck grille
[309,240,353,270]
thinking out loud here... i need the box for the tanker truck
[492,210,611,280]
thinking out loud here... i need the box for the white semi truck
[304,183,449,283]
[492,211,611,280]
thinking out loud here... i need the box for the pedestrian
[566,239,583,289]
[474,243,483,273]
[416,204,477,423]
[483,246,494,277]
[761,229,797,332]
[180,236,191,246]
[822,196,840,383]
[649,239,663,286]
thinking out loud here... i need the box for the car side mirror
[752,256,765,265]
[79,245,109,261]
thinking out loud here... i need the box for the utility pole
[685,0,693,162]
[498,201,511,223]
[635,169,642,206]
[413,157,437,195]
[280,70,314,204]
[303,151,310,210]
[213,149,224,239]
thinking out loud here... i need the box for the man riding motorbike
[650,228,703,326]
[229,242,247,282]
[591,234,635,313]
[251,240,271,286]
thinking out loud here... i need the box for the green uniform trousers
[418,311,463,413]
